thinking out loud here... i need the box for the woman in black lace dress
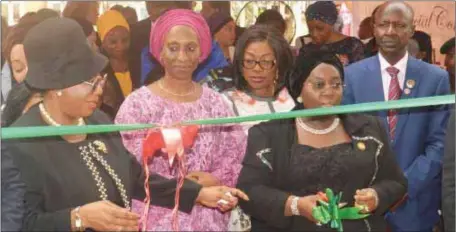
[237,51,407,231]
[300,1,365,66]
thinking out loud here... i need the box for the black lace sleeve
[348,38,366,64]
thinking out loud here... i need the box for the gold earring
[297,96,303,103]
[57,91,62,97]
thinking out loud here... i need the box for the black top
[237,114,407,231]
[6,106,202,231]
[442,112,455,232]
[300,37,365,66]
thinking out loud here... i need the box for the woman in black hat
[3,17,248,231]
[300,1,365,66]
[236,50,407,231]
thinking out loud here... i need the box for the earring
[57,91,62,97]
[297,96,303,103]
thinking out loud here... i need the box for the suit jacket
[7,106,202,231]
[129,18,152,89]
[443,112,455,232]
[237,114,407,231]
[1,145,25,232]
[342,55,451,231]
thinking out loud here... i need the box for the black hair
[286,51,344,101]
[36,8,60,21]
[412,30,433,63]
[1,83,36,127]
[110,4,124,12]
[232,24,293,94]
[255,9,286,35]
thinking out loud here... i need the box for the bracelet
[290,196,301,216]
[74,206,83,232]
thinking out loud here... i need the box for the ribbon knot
[312,188,370,232]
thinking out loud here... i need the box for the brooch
[94,140,107,154]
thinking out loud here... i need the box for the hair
[206,1,231,12]
[2,15,41,66]
[232,24,293,93]
[122,6,138,24]
[412,30,433,63]
[1,82,35,127]
[255,9,286,34]
[287,51,344,101]
[371,5,380,23]
[407,38,420,58]
[110,4,124,11]
[70,16,94,37]
[62,1,98,19]
[1,16,9,67]
[18,12,38,25]
[36,8,60,21]
[376,1,414,29]
[146,1,191,19]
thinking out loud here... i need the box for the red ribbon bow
[140,125,199,231]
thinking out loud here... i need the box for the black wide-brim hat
[23,17,108,90]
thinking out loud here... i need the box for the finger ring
[217,199,229,205]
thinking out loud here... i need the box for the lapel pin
[94,140,107,154]
[404,88,411,95]
[406,79,415,89]
[357,142,366,151]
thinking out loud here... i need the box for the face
[102,26,130,59]
[242,41,277,93]
[86,2,100,25]
[374,8,414,56]
[300,63,343,109]
[307,20,333,45]
[10,44,28,83]
[201,2,215,18]
[214,20,236,47]
[161,25,201,80]
[445,47,455,76]
[57,74,106,118]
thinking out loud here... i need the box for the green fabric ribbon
[312,188,369,232]
[1,95,454,139]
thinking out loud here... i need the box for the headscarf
[305,1,338,26]
[96,10,130,42]
[149,9,211,64]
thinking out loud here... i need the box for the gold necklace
[158,79,196,97]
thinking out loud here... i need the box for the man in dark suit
[443,112,455,232]
[342,2,451,231]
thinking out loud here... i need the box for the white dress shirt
[378,52,409,101]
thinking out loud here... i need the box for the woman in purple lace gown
[115,9,246,231]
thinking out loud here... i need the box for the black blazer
[1,145,25,232]
[237,113,407,231]
[7,106,202,231]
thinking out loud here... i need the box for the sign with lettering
[351,1,455,64]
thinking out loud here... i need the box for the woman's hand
[75,200,139,231]
[196,186,249,212]
[297,195,319,223]
[186,171,221,187]
[354,188,379,213]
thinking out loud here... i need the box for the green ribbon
[312,188,369,232]
[1,95,454,140]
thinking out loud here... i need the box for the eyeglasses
[83,74,107,93]
[242,59,276,70]
[307,80,345,91]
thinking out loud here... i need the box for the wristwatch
[290,196,301,216]
[74,206,83,231]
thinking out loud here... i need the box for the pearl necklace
[296,117,340,135]
[158,79,196,97]
[39,103,85,127]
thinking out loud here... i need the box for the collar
[378,51,408,73]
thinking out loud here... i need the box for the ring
[217,199,229,205]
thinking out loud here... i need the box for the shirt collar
[378,51,409,73]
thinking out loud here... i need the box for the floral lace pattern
[115,86,247,231]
